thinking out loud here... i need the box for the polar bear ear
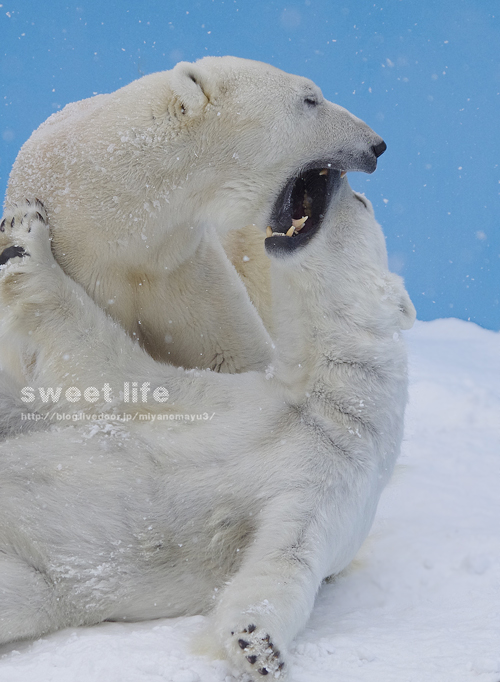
[398,288,417,330]
[169,62,210,118]
[385,272,416,330]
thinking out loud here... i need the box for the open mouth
[265,164,344,256]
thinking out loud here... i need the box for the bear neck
[268,236,408,402]
[267,241,409,481]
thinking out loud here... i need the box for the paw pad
[0,199,48,267]
[231,624,285,678]
[0,245,27,267]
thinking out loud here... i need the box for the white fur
[0,176,414,679]
[4,56,385,374]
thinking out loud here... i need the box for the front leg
[208,499,331,680]
[0,201,230,414]
[0,201,153,395]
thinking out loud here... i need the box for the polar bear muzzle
[265,135,386,257]
[265,165,341,256]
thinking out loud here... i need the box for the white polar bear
[0,157,415,679]
[3,56,386,375]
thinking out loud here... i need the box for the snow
[0,318,498,682]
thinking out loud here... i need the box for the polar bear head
[163,56,386,234]
[264,170,416,334]
[7,56,385,261]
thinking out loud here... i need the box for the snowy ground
[0,318,498,682]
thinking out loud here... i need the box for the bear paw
[0,199,51,268]
[0,199,60,315]
[229,623,286,679]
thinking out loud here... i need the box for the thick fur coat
[0,164,414,679]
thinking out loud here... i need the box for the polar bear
[3,56,386,375]
[0,157,415,679]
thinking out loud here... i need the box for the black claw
[35,212,44,223]
[273,649,280,658]
[246,655,257,665]
[263,635,270,643]
[258,668,268,676]
[278,662,285,670]
[11,217,15,228]
[26,199,31,206]
[247,624,256,633]
[238,639,249,650]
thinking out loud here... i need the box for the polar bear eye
[304,96,318,107]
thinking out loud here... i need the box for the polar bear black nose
[372,140,387,158]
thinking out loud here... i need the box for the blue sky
[1,0,499,329]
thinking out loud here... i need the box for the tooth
[286,226,295,237]
[319,169,328,176]
[292,216,308,230]
[340,170,347,178]
[266,226,273,237]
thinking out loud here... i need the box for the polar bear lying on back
[0,150,415,679]
[3,56,386,375]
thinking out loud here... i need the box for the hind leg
[0,554,60,644]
